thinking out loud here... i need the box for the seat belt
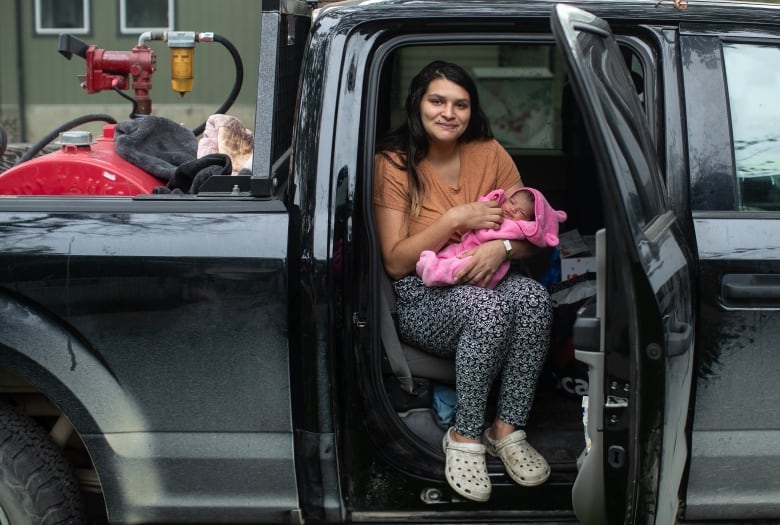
[380,275,415,394]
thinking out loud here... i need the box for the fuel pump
[57,31,241,118]
[0,31,243,195]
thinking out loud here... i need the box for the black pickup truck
[2,0,780,523]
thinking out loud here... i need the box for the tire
[0,403,83,524]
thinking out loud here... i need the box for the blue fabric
[539,248,561,289]
[433,383,458,426]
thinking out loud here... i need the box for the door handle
[721,274,780,308]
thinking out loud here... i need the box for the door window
[723,43,780,210]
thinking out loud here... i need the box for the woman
[374,60,552,502]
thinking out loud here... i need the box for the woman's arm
[375,206,453,280]
[375,201,505,280]
[454,237,538,287]
[507,238,538,260]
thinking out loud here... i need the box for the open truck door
[551,5,695,524]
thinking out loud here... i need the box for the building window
[120,0,174,34]
[35,0,90,35]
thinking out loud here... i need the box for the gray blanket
[114,116,197,182]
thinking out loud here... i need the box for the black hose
[14,114,117,166]
[0,124,7,158]
[113,87,139,119]
[191,33,244,137]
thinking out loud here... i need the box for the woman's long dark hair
[378,60,493,217]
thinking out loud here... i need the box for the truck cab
[1,0,779,523]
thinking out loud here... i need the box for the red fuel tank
[0,125,162,195]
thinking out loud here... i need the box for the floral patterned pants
[393,272,552,439]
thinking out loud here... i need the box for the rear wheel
[0,403,82,524]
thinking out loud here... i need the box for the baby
[416,186,566,289]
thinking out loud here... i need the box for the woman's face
[419,77,471,145]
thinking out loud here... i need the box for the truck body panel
[0,199,299,522]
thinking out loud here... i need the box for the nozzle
[58,33,90,60]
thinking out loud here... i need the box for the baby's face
[503,191,535,220]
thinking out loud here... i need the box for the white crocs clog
[482,428,550,487]
[442,427,491,502]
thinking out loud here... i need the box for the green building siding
[1,1,261,141]
[0,0,23,139]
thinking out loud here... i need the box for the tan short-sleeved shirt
[374,138,522,241]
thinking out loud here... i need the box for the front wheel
[0,403,83,524]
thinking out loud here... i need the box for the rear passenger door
[681,26,780,521]
[551,5,695,524]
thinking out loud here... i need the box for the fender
[0,289,173,521]
[0,289,149,435]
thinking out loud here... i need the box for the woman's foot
[487,419,517,441]
[442,427,491,502]
[482,427,550,487]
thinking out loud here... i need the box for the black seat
[380,272,455,385]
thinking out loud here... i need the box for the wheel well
[0,367,102,497]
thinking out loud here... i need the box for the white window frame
[35,0,90,35]
[120,0,175,34]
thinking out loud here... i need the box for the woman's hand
[454,239,507,287]
[446,200,503,233]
